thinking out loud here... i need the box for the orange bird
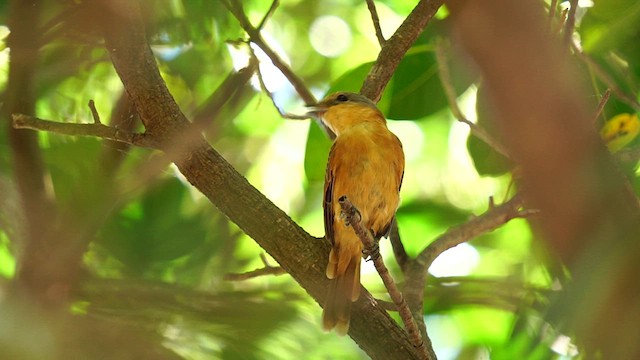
[308,92,405,335]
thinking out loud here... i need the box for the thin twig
[573,42,640,111]
[563,0,579,48]
[389,218,409,273]
[223,0,316,105]
[593,89,611,124]
[88,99,102,124]
[257,0,279,31]
[12,114,157,148]
[224,266,287,281]
[435,38,511,159]
[339,196,434,360]
[554,8,569,36]
[281,112,311,120]
[247,44,316,121]
[365,0,386,47]
[249,47,297,119]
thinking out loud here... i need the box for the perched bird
[307,92,405,335]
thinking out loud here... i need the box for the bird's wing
[324,144,337,245]
[395,135,405,192]
[377,134,405,239]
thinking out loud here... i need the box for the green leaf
[326,61,372,95]
[99,178,208,273]
[303,121,332,182]
[386,50,445,119]
[323,51,473,120]
[467,85,512,176]
[580,0,640,54]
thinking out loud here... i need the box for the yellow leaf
[600,113,640,152]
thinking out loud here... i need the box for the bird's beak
[305,103,336,140]
[305,103,328,119]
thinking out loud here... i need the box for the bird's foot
[363,240,380,262]
[338,196,361,226]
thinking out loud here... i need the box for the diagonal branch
[412,194,526,274]
[224,0,316,105]
[365,0,386,47]
[360,0,443,102]
[403,193,528,343]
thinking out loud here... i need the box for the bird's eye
[336,94,349,102]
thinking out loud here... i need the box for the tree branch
[12,114,158,148]
[573,42,640,111]
[412,194,526,276]
[224,266,287,281]
[360,0,443,102]
[592,88,611,123]
[403,193,527,344]
[365,0,386,47]
[563,0,578,49]
[339,197,435,360]
[388,219,410,273]
[224,0,316,105]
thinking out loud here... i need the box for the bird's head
[307,92,385,136]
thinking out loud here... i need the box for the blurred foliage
[0,0,639,359]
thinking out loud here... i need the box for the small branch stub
[88,99,102,124]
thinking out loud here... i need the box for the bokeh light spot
[429,243,480,277]
[309,16,352,58]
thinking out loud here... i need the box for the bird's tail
[322,250,361,335]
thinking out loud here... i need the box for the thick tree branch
[360,0,443,102]
[93,1,420,358]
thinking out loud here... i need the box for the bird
[307,91,405,335]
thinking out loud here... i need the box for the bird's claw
[362,241,380,262]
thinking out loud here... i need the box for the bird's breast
[331,128,402,236]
